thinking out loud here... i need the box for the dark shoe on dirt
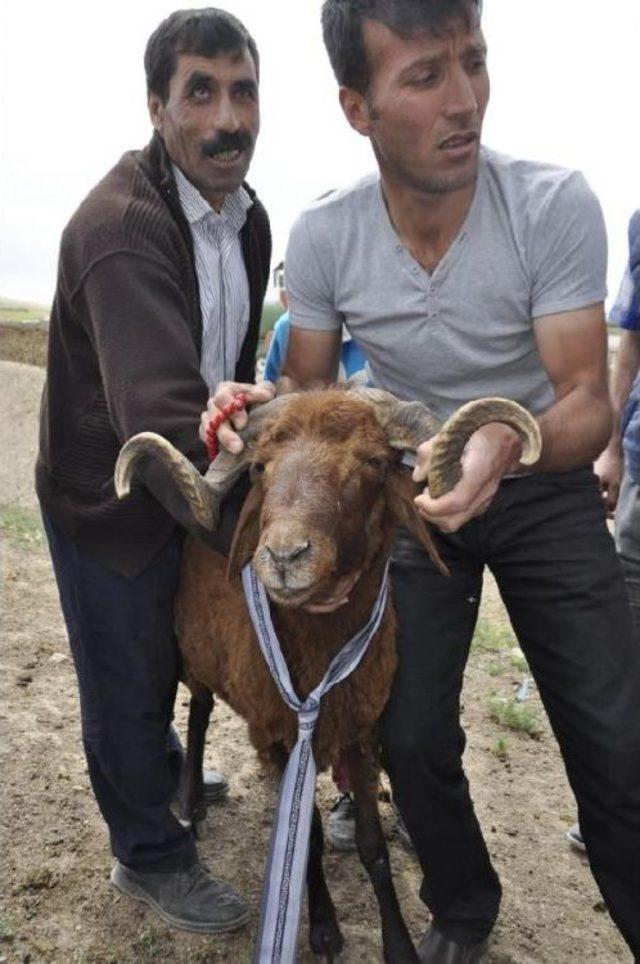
[326,793,357,851]
[173,769,229,815]
[418,926,488,964]
[566,822,586,852]
[110,860,249,934]
[202,768,229,802]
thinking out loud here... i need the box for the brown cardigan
[36,133,271,577]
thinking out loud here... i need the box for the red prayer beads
[205,393,249,461]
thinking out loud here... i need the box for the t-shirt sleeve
[529,171,607,319]
[284,211,342,331]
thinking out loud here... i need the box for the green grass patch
[487,662,505,678]
[130,928,161,960]
[487,696,540,738]
[0,504,45,550]
[471,618,516,654]
[71,950,121,964]
[491,737,510,761]
[0,914,14,943]
[510,648,529,672]
[0,296,49,323]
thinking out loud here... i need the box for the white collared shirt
[173,164,251,393]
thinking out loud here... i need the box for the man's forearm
[534,383,612,472]
[280,327,342,390]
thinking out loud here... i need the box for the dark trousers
[381,468,640,956]
[43,515,197,871]
[616,467,640,640]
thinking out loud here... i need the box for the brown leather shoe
[418,927,488,964]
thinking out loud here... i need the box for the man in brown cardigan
[36,8,272,933]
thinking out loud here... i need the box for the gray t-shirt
[285,147,607,420]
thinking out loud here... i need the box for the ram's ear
[385,468,450,577]
[227,484,264,580]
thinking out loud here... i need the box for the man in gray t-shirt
[208,1,640,961]
[285,152,607,421]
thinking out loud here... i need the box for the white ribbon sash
[241,562,390,964]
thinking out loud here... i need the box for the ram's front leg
[177,687,213,825]
[307,803,344,960]
[346,744,419,963]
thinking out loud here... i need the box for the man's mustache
[201,131,253,158]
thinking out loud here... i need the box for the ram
[115,387,539,963]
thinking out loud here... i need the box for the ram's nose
[266,540,311,567]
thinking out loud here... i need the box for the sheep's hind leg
[347,745,419,963]
[177,688,213,826]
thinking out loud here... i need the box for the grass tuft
[0,914,14,943]
[131,928,161,960]
[472,618,516,653]
[491,737,510,761]
[0,504,44,550]
[487,696,540,738]
[510,647,529,672]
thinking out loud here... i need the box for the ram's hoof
[310,917,344,960]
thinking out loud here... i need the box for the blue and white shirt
[263,311,369,384]
[610,266,640,331]
[173,164,251,393]
[611,212,640,482]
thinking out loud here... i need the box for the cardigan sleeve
[75,249,230,540]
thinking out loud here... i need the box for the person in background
[567,209,640,854]
[36,8,272,935]
[262,261,290,382]
[264,259,368,386]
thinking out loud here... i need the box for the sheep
[114,386,540,963]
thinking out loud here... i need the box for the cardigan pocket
[52,390,123,501]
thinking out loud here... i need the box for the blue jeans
[43,514,197,871]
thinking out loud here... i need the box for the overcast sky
[1,0,639,307]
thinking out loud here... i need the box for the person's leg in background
[615,465,640,641]
[381,528,501,955]
[490,470,640,960]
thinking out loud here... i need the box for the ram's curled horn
[202,393,298,525]
[115,432,216,530]
[347,386,442,449]
[349,386,541,500]
[428,397,542,499]
[115,396,298,532]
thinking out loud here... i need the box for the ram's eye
[252,462,265,475]
[365,456,385,470]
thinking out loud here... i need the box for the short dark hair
[145,8,259,103]
[321,0,481,94]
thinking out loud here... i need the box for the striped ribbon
[241,562,390,964]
